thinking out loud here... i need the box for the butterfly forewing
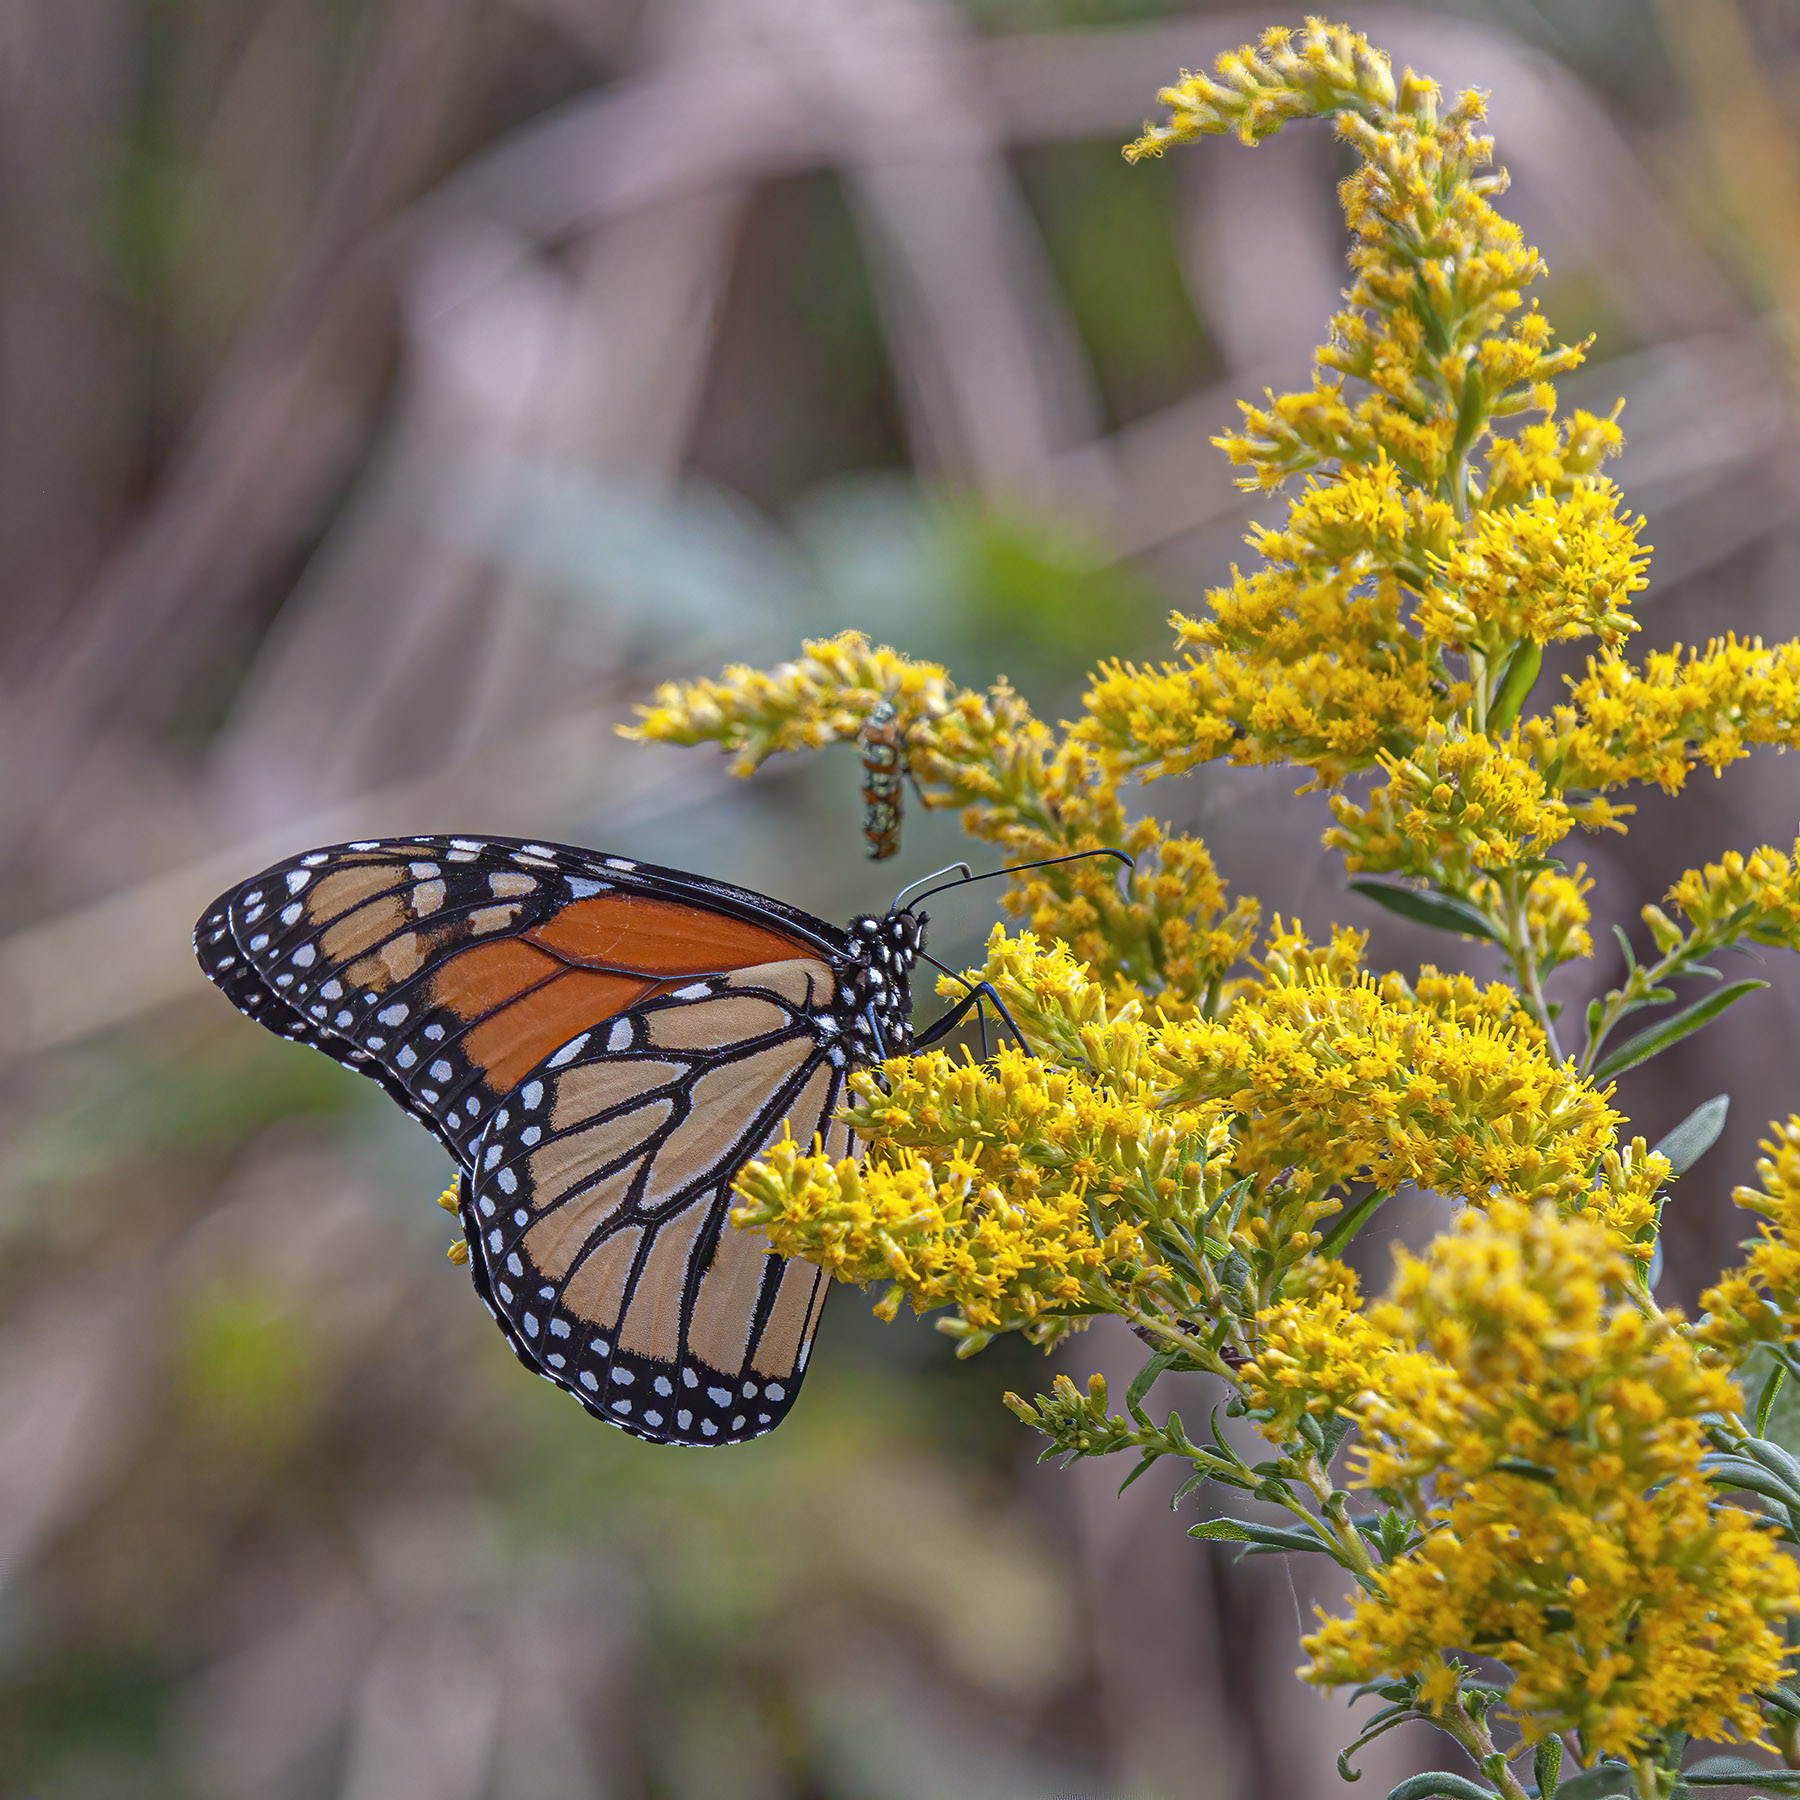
[462,960,848,1445]
[197,837,844,1167]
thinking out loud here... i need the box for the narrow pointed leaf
[1592,982,1769,1081]
[1488,639,1544,732]
[1349,879,1500,943]
[1653,1094,1730,1178]
[1126,1350,1179,1423]
[1756,1360,1789,1440]
[1683,1755,1800,1787]
[1383,1776,1497,1800]
[1548,1769,1636,1799]
[1117,1453,1158,1496]
[1699,1457,1800,1507]
[1188,1517,1333,1554]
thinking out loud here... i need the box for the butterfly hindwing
[461,959,850,1446]
[197,836,846,1168]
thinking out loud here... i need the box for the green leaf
[1683,1755,1800,1787]
[1548,1769,1637,1799]
[1126,1350,1179,1424]
[1743,1432,1800,1493]
[1187,1517,1333,1555]
[1699,1456,1800,1508]
[1490,1457,1560,1485]
[1338,1705,1422,1783]
[1761,1682,1800,1720]
[1533,1735,1563,1799]
[1612,922,1638,973]
[1383,1776,1497,1800]
[1320,1411,1356,1464]
[1488,639,1544,732]
[1349,880,1500,943]
[1592,982,1769,1081]
[1757,1363,1788,1439]
[1653,1094,1731,1178]
[1116,1453,1158,1496]
[1316,1184,1391,1259]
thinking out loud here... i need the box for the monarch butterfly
[859,698,909,861]
[193,835,1127,1446]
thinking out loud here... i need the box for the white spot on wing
[547,1035,588,1068]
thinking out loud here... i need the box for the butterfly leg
[913,982,1027,1055]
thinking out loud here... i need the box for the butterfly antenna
[889,862,972,915]
[898,847,1134,913]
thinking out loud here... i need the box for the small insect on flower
[859,697,909,861]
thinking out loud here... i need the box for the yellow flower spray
[629,21,1800,1797]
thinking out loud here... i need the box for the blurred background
[5,1,1800,1794]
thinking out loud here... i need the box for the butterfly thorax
[842,909,924,1061]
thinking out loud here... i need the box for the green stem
[1576,932,1718,1079]
[1436,1696,1531,1800]
[1117,1301,1240,1382]
[1496,867,1563,1063]
[1294,1446,1382,1586]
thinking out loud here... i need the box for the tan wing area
[462,961,850,1447]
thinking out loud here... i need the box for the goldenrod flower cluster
[1525,635,1800,798]
[1326,725,1573,881]
[733,1132,1164,1347]
[1289,1205,1792,1758]
[628,20,1800,1794]
[1699,1116,1800,1358]
[1661,837,1800,953]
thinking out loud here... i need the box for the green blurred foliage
[1018,142,1216,429]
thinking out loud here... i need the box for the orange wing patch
[526,893,810,975]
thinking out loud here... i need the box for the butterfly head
[846,909,924,1055]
